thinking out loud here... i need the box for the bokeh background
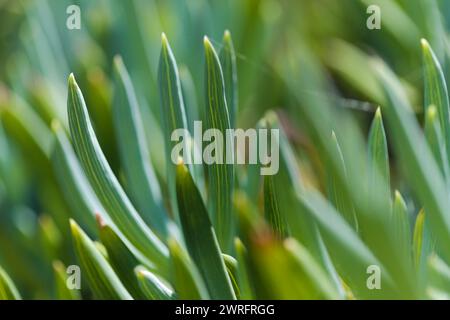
[0,0,449,298]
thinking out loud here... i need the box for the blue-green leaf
[203,36,235,251]
[112,55,168,238]
[67,74,168,270]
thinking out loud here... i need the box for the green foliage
[0,0,450,301]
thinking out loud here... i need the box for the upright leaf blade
[263,174,288,239]
[328,131,358,230]
[176,161,235,299]
[112,56,168,238]
[168,238,209,300]
[392,191,412,268]
[204,36,235,251]
[158,33,191,220]
[234,238,254,300]
[51,122,101,235]
[372,59,450,262]
[368,107,391,203]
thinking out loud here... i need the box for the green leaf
[70,220,132,300]
[234,238,254,300]
[368,108,391,203]
[424,105,448,177]
[413,209,435,294]
[51,121,101,235]
[135,266,175,300]
[112,56,168,238]
[372,59,450,262]
[263,174,288,239]
[52,260,80,300]
[263,112,344,297]
[328,131,358,230]
[284,239,340,299]
[298,190,397,298]
[98,216,156,299]
[204,36,235,251]
[391,191,413,277]
[175,161,235,299]
[422,38,450,170]
[0,265,21,300]
[391,191,412,267]
[158,33,190,220]
[219,30,238,128]
[67,74,168,270]
[168,238,209,300]
[222,254,240,299]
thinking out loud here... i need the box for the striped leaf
[328,131,358,230]
[98,216,155,299]
[51,121,102,235]
[70,220,132,300]
[263,174,288,239]
[263,112,344,297]
[175,161,235,299]
[158,33,190,220]
[67,74,168,269]
[112,55,168,238]
[203,36,235,251]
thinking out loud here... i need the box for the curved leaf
[67,74,168,270]
[135,266,175,300]
[112,56,168,238]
